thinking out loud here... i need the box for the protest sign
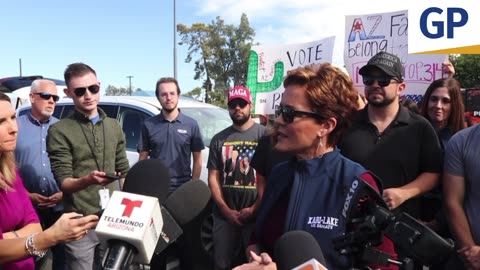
[345,10,447,97]
[246,37,335,114]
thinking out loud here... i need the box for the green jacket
[47,108,130,214]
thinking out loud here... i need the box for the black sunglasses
[363,76,399,87]
[228,99,248,109]
[33,92,60,102]
[275,104,323,124]
[73,84,100,97]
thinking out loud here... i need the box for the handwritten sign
[344,10,447,95]
[246,37,335,114]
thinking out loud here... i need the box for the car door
[117,106,152,167]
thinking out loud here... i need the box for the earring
[317,137,325,158]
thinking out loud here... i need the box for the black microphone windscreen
[123,159,170,204]
[163,180,211,225]
[274,231,326,270]
[155,206,183,254]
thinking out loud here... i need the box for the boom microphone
[274,231,328,270]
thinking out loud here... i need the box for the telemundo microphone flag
[409,1,480,54]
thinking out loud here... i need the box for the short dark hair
[400,98,420,114]
[0,92,11,103]
[64,63,96,87]
[155,77,181,97]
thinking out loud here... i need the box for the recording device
[274,231,328,270]
[333,176,454,269]
[97,159,212,269]
[96,191,163,268]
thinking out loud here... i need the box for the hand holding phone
[104,172,121,180]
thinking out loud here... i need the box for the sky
[1,0,416,94]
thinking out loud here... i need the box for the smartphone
[105,173,121,180]
[93,209,104,218]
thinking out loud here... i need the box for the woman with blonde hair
[0,92,98,269]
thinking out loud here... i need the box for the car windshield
[181,107,231,146]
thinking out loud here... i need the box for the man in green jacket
[47,63,130,270]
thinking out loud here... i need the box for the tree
[183,86,203,101]
[449,54,480,88]
[105,85,141,96]
[178,13,256,108]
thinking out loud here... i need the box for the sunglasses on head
[274,104,323,124]
[33,92,60,102]
[362,76,399,87]
[73,84,100,97]
[228,99,248,109]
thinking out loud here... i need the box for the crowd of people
[1,51,479,270]
[228,53,478,270]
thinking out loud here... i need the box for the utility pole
[19,58,22,76]
[126,76,134,96]
[173,0,178,79]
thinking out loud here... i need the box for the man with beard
[138,77,204,193]
[208,86,266,270]
[15,79,66,270]
[339,51,442,220]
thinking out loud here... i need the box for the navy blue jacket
[256,149,369,269]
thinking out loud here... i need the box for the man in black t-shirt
[207,86,266,270]
[339,52,442,219]
[250,132,292,181]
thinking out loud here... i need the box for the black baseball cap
[359,51,404,80]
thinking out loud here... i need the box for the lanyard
[78,120,106,172]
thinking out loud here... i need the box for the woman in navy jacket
[234,63,397,270]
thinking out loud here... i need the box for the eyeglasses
[33,92,60,102]
[275,104,323,124]
[228,99,248,109]
[363,76,400,87]
[73,84,100,97]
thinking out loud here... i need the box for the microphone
[97,159,171,269]
[96,191,163,268]
[98,159,212,269]
[163,180,211,225]
[122,159,211,255]
[274,231,328,270]
[154,180,211,254]
[121,159,181,255]
[122,159,170,204]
